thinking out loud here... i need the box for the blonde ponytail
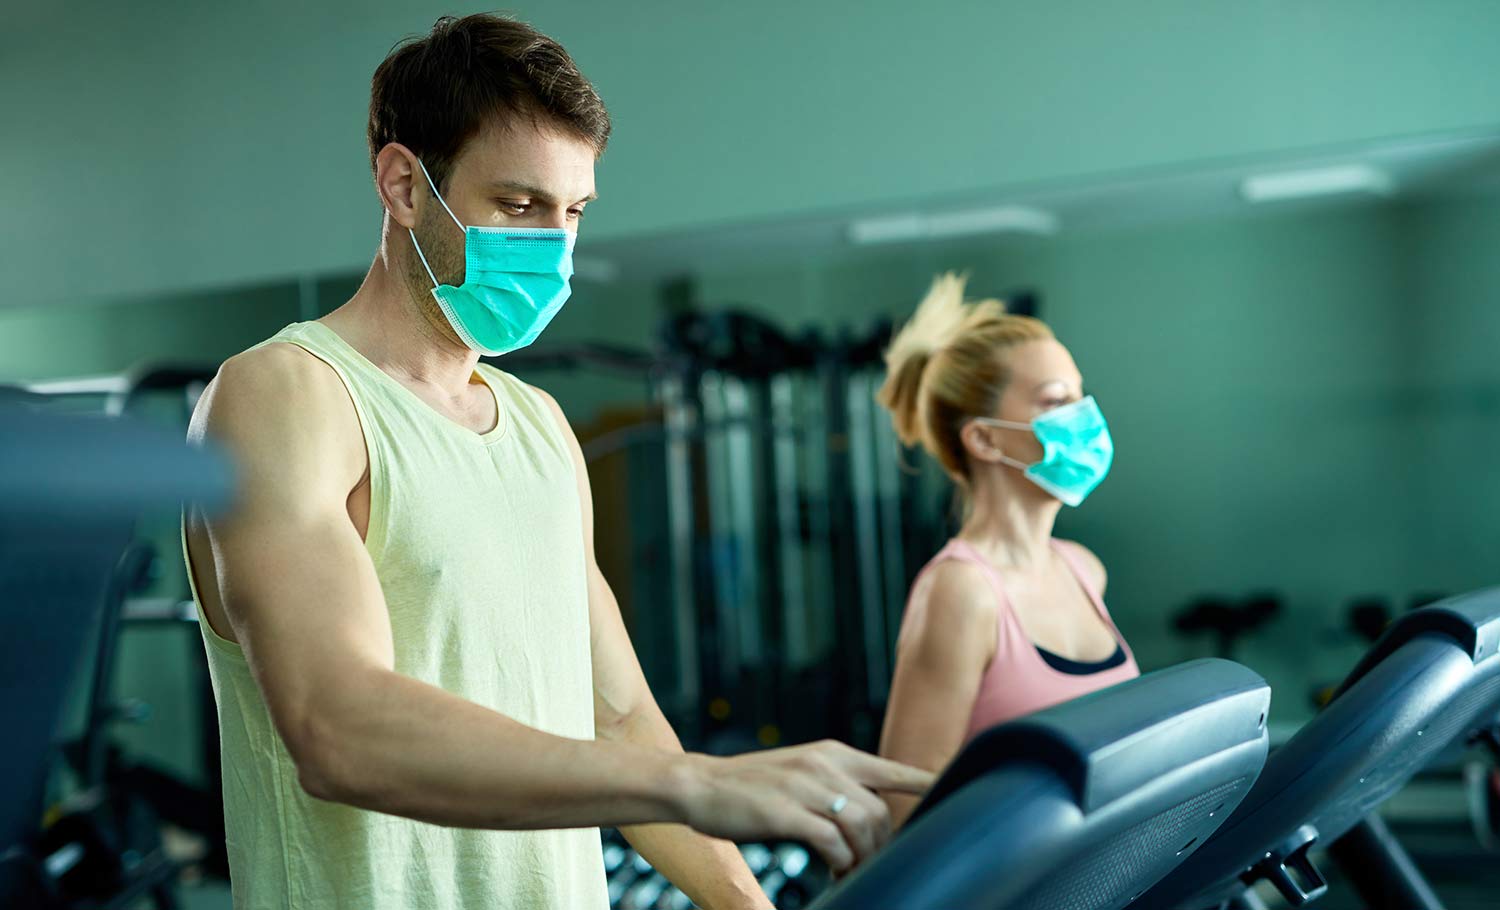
[876,272,1054,483]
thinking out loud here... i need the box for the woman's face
[982,339,1085,466]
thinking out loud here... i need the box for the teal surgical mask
[973,396,1114,507]
[407,159,575,356]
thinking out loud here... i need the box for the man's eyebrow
[487,181,598,204]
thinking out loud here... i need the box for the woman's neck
[958,469,1062,571]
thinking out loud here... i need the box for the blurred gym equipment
[602,829,823,910]
[650,309,949,752]
[1171,593,1283,661]
[0,404,231,908]
[1139,587,1500,910]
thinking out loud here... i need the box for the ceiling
[574,129,1500,285]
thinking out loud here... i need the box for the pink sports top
[900,538,1141,744]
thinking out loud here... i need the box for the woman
[875,272,1139,828]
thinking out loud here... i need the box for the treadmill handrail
[913,659,1269,819]
[1333,587,1500,699]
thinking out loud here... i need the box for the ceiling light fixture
[1240,164,1395,204]
[849,205,1059,245]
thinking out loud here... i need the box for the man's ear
[374,143,424,230]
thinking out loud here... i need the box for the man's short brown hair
[368,14,610,193]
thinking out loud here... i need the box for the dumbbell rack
[602,829,828,909]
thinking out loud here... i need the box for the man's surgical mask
[408,159,575,356]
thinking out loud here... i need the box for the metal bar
[869,370,908,667]
[802,374,836,664]
[83,544,155,788]
[820,350,866,744]
[700,372,742,686]
[845,375,889,707]
[770,375,809,666]
[1326,815,1447,910]
[721,376,761,668]
[658,375,701,714]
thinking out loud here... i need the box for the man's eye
[568,208,585,220]
[499,201,529,214]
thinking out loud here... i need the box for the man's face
[407,117,597,300]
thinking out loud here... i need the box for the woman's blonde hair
[876,272,1055,483]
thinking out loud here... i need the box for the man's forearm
[611,708,773,910]
[295,665,692,831]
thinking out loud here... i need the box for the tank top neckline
[1035,642,1127,675]
[296,321,509,445]
[945,537,1129,676]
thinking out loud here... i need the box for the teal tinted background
[6,0,1500,304]
[3,2,1497,788]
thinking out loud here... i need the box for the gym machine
[1138,587,1500,910]
[601,829,822,910]
[812,659,1272,910]
[651,310,950,753]
[0,403,231,909]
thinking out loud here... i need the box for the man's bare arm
[186,345,691,829]
[539,388,771,908]
[186,347,932,869]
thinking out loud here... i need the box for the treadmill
[813,658,1272,910]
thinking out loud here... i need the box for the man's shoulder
[218,338,343,396]
[189,341,364,473]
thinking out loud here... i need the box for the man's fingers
[841,750,937,795]
[787,775,878,866]
[851,786,893,851]
[791,810,855,875]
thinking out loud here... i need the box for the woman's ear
[961,420,1007,465]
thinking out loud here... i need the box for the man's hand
[674,740,935,876]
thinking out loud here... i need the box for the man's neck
[324,250,481,399]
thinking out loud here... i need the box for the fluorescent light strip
[1240,164,1395,204]
[850,205,1059,245]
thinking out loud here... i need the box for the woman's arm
[877,561,998,828]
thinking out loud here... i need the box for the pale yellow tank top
[183,321,608,908]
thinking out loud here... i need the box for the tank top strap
[937,539,1009,604]
[1049,538,1133,654]
[259,321,387,388]
[934,538,1026,649]
[1049,539,1101,601]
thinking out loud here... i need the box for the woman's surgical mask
[407,159,575,356]
[972,396,1114,507]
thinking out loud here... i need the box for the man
[183,13,931,909]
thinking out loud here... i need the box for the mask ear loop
[407,158,466,290]
[968,417,1035,471]
[416,158,466,232]
[407,228,442,290]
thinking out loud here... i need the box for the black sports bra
[1036,643,1128,675]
